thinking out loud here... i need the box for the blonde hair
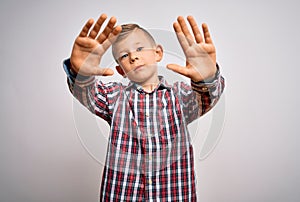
[112,24,156,60]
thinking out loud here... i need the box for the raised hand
[167,16,217,82]
[70,14,122,76]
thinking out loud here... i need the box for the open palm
[167,16,217,82]
[70,14,121,76]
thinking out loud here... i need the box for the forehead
[114,29,154,51]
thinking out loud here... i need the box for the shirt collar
[126,76,172,93]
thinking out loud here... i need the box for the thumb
[166,64,188,76]
[93,67,114,76]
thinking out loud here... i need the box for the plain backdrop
[1,0,300,201]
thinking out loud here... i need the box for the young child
[64,13,224,201]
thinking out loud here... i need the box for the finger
[173,22,189,51]
[177,16,194,45]
[187,15,203,43]
[166,64,189,77]
[79,66,114,76]
[101,25,122,52]
[89,14,108,39]
[79,18,94,37]
[96,16,117,44]
[76,37,97,48]
[202,23,214,44]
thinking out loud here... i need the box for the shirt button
[146,94,149,98]
[149,155,152,160]
[148,179,152,184]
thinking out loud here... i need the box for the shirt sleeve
[178,63,225,124]
[63,58,121,124]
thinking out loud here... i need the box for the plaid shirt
[64,59,225,201]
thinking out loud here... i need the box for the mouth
[134,65,144,71]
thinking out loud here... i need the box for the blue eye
[136,47,143,51]
[120,53,128,59]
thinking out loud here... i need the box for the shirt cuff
[191,63,221,92]
[63,58,95,85]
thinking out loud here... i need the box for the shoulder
[158,76,191,92]
[171,80,192,94]
[95,80,125,94]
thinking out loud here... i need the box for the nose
[129,52,139,63]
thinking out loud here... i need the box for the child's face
[113,29,163,85]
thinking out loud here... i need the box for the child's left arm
[168,16,225,121]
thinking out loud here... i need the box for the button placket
[145,92,153,191]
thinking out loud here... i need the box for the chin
[130,78,147,84]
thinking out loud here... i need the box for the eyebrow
[118,42,142,54]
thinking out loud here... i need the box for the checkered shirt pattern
[64,59,225,201]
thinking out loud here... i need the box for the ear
[155,44,163,62]
[116,65,126,77]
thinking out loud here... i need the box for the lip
[134,65,144,71]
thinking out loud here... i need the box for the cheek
[145,52,157,63]
[119,62,130,71]
[120,64,133,74]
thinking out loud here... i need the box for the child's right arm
[63,14,122,124]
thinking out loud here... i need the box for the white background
[1,0,299,201]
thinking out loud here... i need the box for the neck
[135,76,159,93]
[142,81,159,93]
